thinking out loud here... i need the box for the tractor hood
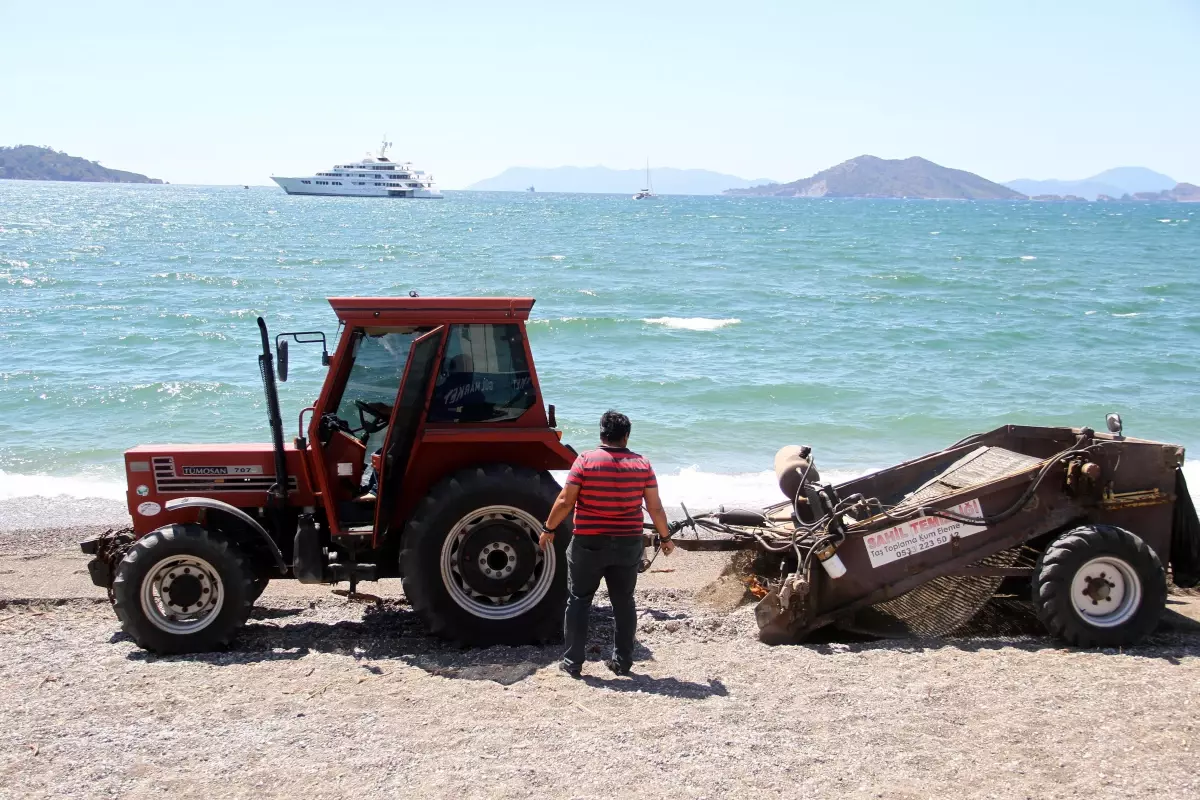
[122,444,315,533]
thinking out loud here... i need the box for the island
[1031,194,1088,202]
[1095,184,1200,203]
[725,155,1023,200]
[0,145,163,183]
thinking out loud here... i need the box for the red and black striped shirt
[566,446,657,536]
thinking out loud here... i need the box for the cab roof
[328,296,535,325]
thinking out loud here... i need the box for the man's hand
[538,531,555,551]
[660,537,676,556]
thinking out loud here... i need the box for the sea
[1,181,1198,522]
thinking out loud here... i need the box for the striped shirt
[566,446,657,536]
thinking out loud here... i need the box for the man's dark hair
[600,410,632,444]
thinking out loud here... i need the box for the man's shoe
[558,660,582,679]
[604,659,631,676]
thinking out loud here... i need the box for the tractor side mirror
[548,404,557,428]
[1105,412,1123,438]
[277,339,289,382]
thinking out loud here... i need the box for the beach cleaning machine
[653,417,1200,647]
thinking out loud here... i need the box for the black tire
[400,465,571,645]
[1032,524,1166,647]
[111,524,255,654]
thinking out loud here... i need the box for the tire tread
[1032,523,1166,648]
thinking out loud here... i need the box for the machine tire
[400,465,571,645]
[111,523,255,654]
[1032,524,1166,648]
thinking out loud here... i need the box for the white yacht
[272,139,443,198]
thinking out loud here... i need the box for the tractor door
[373,326,447,541]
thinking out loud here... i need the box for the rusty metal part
[88,528,135,600]
[743,575,769,599]
[1098,488,1173,511]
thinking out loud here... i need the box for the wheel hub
[164,572,205,610]
[458,522,537,597]
[1081,572,1115,605]
[1070,556,1140,628]
[439,505,557,621]
[141,555,224,633]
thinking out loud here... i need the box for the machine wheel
[111,524,255,654]
[400,465,570,645]
[1032,524,1166,647]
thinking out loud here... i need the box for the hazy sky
[2,1,1197,188]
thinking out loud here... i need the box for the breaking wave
[0,471,127,502]
[643,317,741,331]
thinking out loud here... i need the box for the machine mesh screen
[847,545,1039,637]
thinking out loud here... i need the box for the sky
[1,1,1198,188]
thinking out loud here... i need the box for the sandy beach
[2,514,1198,800]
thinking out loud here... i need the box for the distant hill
[726,155,1023,200]
[467,166,775,195]
[0,145,162,183]
[1005,167,1176,201]
[1107,183,1200,203]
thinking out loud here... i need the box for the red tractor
[83,296,578,653]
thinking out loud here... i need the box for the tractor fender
[164,498,288,574]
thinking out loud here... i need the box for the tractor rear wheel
[1032,524,1166,647]
[400,465,570,645]
[111,524,255,654]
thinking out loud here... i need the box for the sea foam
[643,317,741,331]
[0,471,127,502]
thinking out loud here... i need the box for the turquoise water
[1,181,1198,508]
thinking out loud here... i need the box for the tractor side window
[427,324,536,423]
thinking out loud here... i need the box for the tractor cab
[296,298,566,546]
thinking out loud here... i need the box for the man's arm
[539,483,580,551]
[643,485,675,556]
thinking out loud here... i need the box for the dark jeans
[562,534,644,671]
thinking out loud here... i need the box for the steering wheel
[353,400,392,436]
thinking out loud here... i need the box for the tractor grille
[152,457,297,494]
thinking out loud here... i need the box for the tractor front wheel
[111,524,255,654]
[1032,524,1166,647]
[400,465,570,645]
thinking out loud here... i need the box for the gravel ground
[2,521,1199,800]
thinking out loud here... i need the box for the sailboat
[633,159,656,199]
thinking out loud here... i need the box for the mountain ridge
[467,165,774,195]
[1005,167,1175,201]
[0,145,162,183]
[726,155,1022,199]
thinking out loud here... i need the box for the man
[539,410,675,677]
